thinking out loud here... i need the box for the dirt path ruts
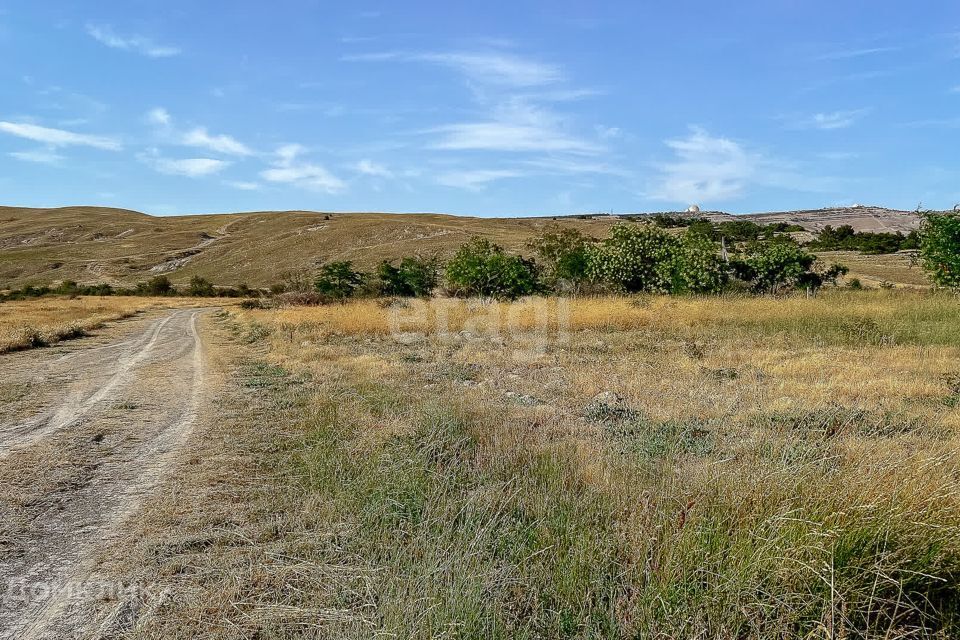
[0,308,217,639]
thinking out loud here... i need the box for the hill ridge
[0,204,923,288]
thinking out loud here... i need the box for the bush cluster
[0,275,256,302]
[809,224,919,254]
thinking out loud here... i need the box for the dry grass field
[115,290,960,639]
[0,296,237,353]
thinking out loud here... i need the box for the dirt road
[0,308,218,639]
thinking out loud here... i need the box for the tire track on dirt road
[0,308,217,639]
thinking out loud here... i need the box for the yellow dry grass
[0,296,230,352]
[122,290,960,637]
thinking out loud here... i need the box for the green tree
[314,261,365,299]
[668,230,729,293]
[376,256,439,297]
[143,275,175,296]
[586,223,679,293]
[529,227,594,291]
[919,212,960,291]
[738,241,816,294]
[188,276,215,297]
[445,238,538,300]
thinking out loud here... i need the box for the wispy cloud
[344,50,561,87]
[9,148,66,164]
[224,180,261,190]
[428,100,601,154]
[86,23,180,58]
[815,46,899,61]
[354,159,393,177]
[143,109,253,155]
[435,169,524,190]
[594,124,622,139]
[0,121,121,150]
[182,127,253,156]
[785,108,871,130]
[650,127,837,204]
[259,144,346,193]
[146,107,171,126]
[429,122,599,153]
[138,148,230,177]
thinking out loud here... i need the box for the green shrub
[919,212,960,291]
[445,238,538,300]
[586,223,679,293]
[188,275,216,297]
[138,275,175,296]
[376,256,440,297]
[737,241,817,294]
[668,231,729,294]
[529,227,594,291]
[314,261,366,299]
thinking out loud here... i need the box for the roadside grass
[124,290,960,638]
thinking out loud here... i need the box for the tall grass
[125,291,960,638]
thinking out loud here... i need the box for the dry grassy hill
[0,204,925,288]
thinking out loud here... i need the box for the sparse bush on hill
[809,224,919,254]
[445,238,538,300]
[919,212,960,291]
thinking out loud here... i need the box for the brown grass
[0,296,235,353]
[112,290,960,638]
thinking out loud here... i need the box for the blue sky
[2,1,960,216]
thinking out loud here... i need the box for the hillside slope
[0,205,924,288]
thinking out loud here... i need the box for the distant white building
[687,204,700,213]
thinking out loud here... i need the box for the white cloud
[594,125,622,139]
[224,180,261,190]
[418,52,561,87]
[521,156,630,177]
[354,159,393,177]
[86,23,180,58]
[806,109,870,130]
[146,107,171,126]
[181,127,253,156]
[9,148,66,164]
[780,109,870,130]
[815,46,898,61]
[0,121,121,150]
[138,148,230,177]
[344,51,562,87]
[435,169,524,191]
[429,100,600,154]
[650,127,837,204]
[430,122,599,154]
[143,109,253,156]
[259,144,346,193]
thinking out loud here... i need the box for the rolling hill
[0,205,925,289]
